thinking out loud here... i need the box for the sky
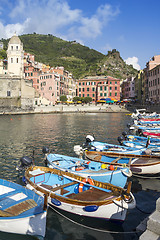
[0,0,160,71]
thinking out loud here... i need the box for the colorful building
[77,76,120,102]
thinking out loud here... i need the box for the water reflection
[0,113,159,239]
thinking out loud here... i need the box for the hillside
[1,33,138,79]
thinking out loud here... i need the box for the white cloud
[125,56,141,70]
[0,0,119,43]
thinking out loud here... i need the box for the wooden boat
[85,150,160,175]
[24,166,136,223]
[0,178,47,237]
[44,152,132,188]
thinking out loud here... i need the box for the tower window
[16,58,18,63]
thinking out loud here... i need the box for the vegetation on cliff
[1,33,138,79]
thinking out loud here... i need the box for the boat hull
[0,212,47,237]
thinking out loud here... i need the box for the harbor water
[0,112,160,240]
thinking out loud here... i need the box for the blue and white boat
[85,150,160,175]
[121,133,160,144]
[79,135,148,156]
[0,178,47,237]
[25,166,136,223]
[44,152,132,188]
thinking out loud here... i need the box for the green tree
[84,97,92,103]
[73,96,81,102]
[60,95,67,102]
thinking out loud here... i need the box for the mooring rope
[49,204,140,235]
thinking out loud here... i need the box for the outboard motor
[122,131,128,139]
[83,135,95,148]
[17,156,33,171]
[127,123,131,128]
[117,136,124,145]
[42,146,50,166]
[42,146,49,154]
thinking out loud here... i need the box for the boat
[84,150,160,176]
[131,109,159,119]
[117,136,160,155]
[42,149,132,188]
[78,135,151,156]
[121,132,160,144]
[142,131,160,138]
[0,178,47,237]
[24,166,136,223]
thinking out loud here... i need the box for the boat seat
[68,188,115,201]
[0,199,37,217]
[40,181,77,192]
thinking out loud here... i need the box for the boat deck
[67,188,115,201]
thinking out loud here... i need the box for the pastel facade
[77,76,120,102]
[38,72,60,105]
[148,64,160,103]
[121,77,135,100]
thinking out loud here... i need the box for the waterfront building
[148,64,160,103]
[134,70,143,103]
[38,72,60,105]
[121,77,135,100]
[77,76,120,102]
[146,55,160,103]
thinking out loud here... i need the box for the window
[104,93,106,96]
[83,94,85,97]
[79,82,81,85]
[93,94,95,97]
[83,82,85,85]
[79,94,81,97]
[7,91,11,97]
[115,86,117,90]
[87,94,89,97]
[110,93,112,96]
[100,93,103,96]
[79,88,81,92]
[92,87,95,91]
[31,73,33,76]
[87,88,89,91]
[49,87,52,90]
[37,79,39,83]
[115,81,117,84]
[110,87,112,90]
[115,92,117,96]
[11,58,13,63]
[16,58,18,63]
[104,86,107,90]
[100,86,102,91]
[110,82,112,84]
[82,88,85,92]
[11,46,13,50]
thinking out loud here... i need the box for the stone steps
[139,198,160,239]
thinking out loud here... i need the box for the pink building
[77,76,120,102]
[38,72,60,105]
[148,64,160,103]
[121,77,135,100]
